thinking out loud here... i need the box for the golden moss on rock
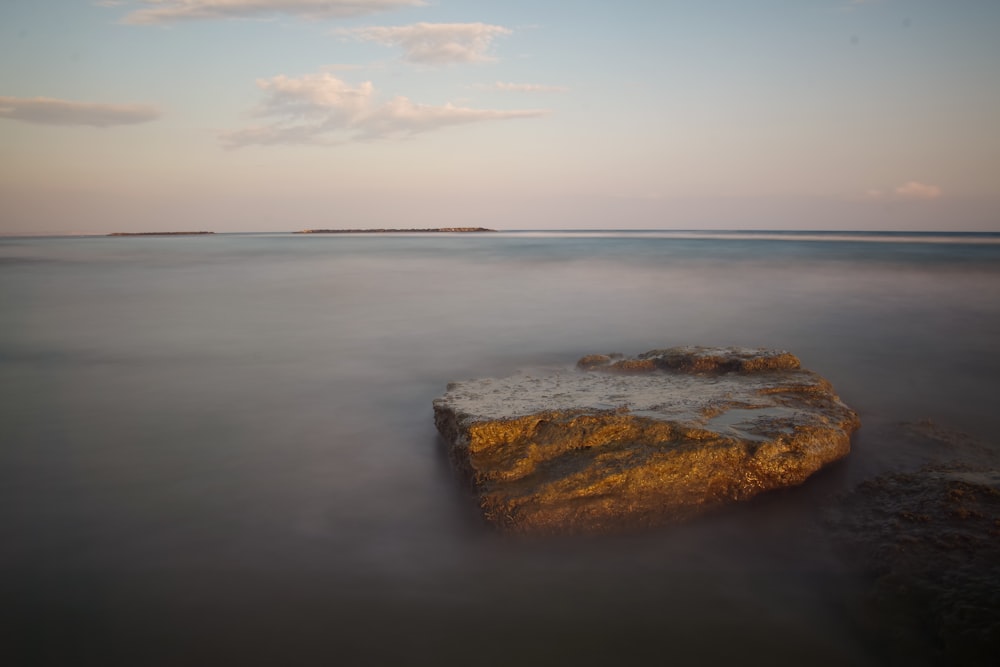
[578,345,802,374]
[434,346,859,535]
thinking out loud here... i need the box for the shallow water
[2,231,998,665]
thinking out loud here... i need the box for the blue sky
[1,0,998,233]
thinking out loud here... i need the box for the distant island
[296,227,496,234]
[108,231,215,237]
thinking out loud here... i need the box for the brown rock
[434,346,859,535]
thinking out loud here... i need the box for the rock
[434,346,860,535]
[825,461,1000,665]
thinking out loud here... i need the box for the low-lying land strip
[296,227,495,234]
[107,231,214,237]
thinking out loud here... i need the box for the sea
[2,230,999,666]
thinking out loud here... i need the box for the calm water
[2,231,999,665]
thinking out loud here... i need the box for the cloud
[865,181,944,201]
[894,181,943,200]
[121,0,426,25]
[222,72,547,147]
[344,22,511,64]
[358,97,542,139]
[475,81,569,93]
[0,96,160,127]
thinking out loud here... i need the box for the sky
[1,0,998,233]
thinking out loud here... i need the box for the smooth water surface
[3,231,999,665]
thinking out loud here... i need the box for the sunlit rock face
[434,347,860,535]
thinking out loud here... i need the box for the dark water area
[2,231,999,665]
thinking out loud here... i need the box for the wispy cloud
[0,96,160,127]
[894,181,942,200]
[222,72,548,147]
[474,81,569,94]
[342,22,511,64]
[866,181,944,201]
[121,0,426,25]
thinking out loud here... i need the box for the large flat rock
[434,346,860,535]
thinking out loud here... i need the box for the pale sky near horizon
[1,0,998,233]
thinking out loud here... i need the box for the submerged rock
[826,460,1000,665]
[434,346,860,535]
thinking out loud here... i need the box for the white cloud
[344,22,512,64]
[122,0,426,25]
[475,81,569,93]
[0,96,160,127]
[256,73,373,122]
[222,72,548,147]
[894,181,943,200]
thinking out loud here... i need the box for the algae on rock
[434,346,860,535]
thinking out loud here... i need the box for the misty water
[2,231,999,665]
